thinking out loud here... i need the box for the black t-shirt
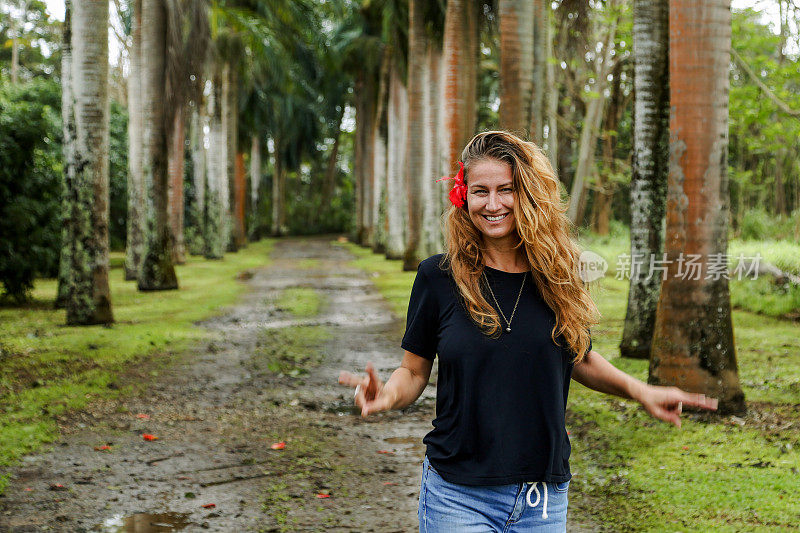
[401,254,591,486]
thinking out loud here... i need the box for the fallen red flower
[94,445,111,451]
[377,450,394,455]
[201,503,216,509]
[270,441,286,450]
[136,414,150,419]
[142,434,158,441]
[315,493,331,499]
[383,482,397,486]
[24,488,33,492]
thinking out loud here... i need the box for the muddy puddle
[97,512,191,532]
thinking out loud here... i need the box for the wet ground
[0,237,598,532]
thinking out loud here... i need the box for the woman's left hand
[636,385,718,428]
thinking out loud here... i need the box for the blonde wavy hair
[442,131,599,363]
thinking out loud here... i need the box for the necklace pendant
[506,327,511,333]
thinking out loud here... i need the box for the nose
[486,191,501,211]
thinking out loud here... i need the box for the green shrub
[0,79,62,301]
[739,209,800,242]
[739,209,771,240]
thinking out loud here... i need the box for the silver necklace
[482,270,526,333]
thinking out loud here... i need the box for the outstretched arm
[572,350,718,427]
[338,351,433,417]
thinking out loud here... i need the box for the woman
[338,131,717,532]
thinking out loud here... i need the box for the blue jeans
[418,456,569,532]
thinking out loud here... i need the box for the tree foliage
[0,79,62,301]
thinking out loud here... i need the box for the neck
[482,235,528,272]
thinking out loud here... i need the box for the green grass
[337,237,800,531]
[0,239,275,494]
[295,258,321,269]
[254,326,331,378]
[275,287,325,318]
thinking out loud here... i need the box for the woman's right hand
[338,362,394,417]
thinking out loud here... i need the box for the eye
[501,187,514,193]
[472,189,488,195]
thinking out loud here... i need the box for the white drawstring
[525,481,548,519]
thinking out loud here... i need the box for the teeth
[485,214,507,221]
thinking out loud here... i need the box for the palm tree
[168,105,187,262]
[422,42,444,255]
[402,0,427,270]
[56,0,74,309]
[498,0,534,134]
[530,0,546,144]
[137,0,178,290]
[440,0,479,248]
[124,0,145,280]
[402,0,445,268]
[223,39,244,251]
[441,0,478,164]
[205,59,228,257]
[188,104,207,253]
[620,0,669,360]
[650,0,745,415]
[63,0,113,324]
[249,135,261,228]
[354,69,377,245]
[385,61,408,260]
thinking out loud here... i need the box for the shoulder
[417,254,450,279]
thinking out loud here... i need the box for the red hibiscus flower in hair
[437,161,467,209]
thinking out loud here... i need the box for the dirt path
[0,237,598,532]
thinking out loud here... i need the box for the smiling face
[466,158,517,244]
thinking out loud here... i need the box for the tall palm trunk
[56,0,74,308]
[205,69,226,258]
[250,134,261,222]
[218,63,231,250]
[441,0,478,178]
[271,135,287,236]
[354,86,364,242]
[138,0,178,290]
[621,0,669,359]
[234,151,247,248]
[124,0,145,280]
[423,44,444,255]
[65,0,113,324]
[545,7,559,172]
[372,132,387,253]
[530,0,546,144]
[225,62,241,251]
[440,0,479,237]
[385,64,408,260]
[498,0,534,134]
[168,106,186,264]
[403,0,427,270]
[355,72,377,247]
[189,106,206,255]
[650,0,745,415]
[222,61,242,252]
[370,52,390,252]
